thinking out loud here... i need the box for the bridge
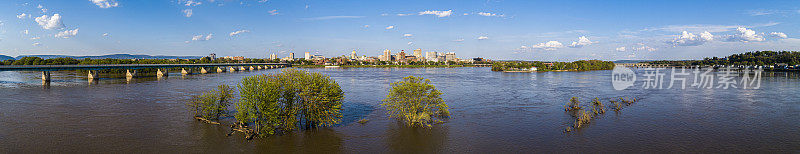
[616,63,672,68]
[0,63,290,83]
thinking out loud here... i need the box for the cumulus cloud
[191,33,213,41]
[54,28,79,38]
[477,36,488,40]
[17,13,29,19]
[35,14,65,30]
[90,0,119,8]
[633,45,656,51]
[568,36,594,48]
[407,42,413,45]
[31,37,40,40]
[403,33,413,37]
[724,27,764,42]
[385,25,394,30]
[268,10,279,15]
[531,41,564,50]
[418,10,452,17]
[102,33,109,37]
[615,47,626,52]
[33,42,41,46]
[453,38,464,42]
[477,12,504,17]
[182,9,193,17]
[397,13,414,16]
[670,31,713,46]
[229,30,250,37]
[769,32,788,38]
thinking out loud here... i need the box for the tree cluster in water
[563,97,637,132]
[491,60,615,72]
[647,51,800,66]
[187,69,451,139]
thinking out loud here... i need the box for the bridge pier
[126,70,137,78]
[88,70,99,79]
[181,68,193,75]
[257,66,263,69]
[200,67,209,74]
[217,67,225,73]
[157,69,169,77]
[240,66,246,71]
[229,66,237,72]
[41,71,51,82]
[249,66,255,71]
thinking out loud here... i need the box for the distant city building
[445,52,456,62]
[398,51,406,61]
[304,52,311,60]
[222,56,244,61]
[382,49,391,61]
[290,53,295,59]
[413,48,422,58]
[270,53,278,60]
[312,55,325,60]
[208,53,216,60]
[350,50,357,59]
[425,51,438,62]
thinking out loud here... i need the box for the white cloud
[403,33,413,37]
[769,32,788,38]
[33,42,41,46]
[30,37,40,40]
[182,9,193,17]
[477,12,501,17]
[184,0,202,6]
[229,30,250,37]
[34,14,65,30]
[477,36,488,40]
[453,38,464,42]
[268,10,279,15]
[385,25,394,30]
[259,0,268,3]
[633,45,656,52]
[724,27,764,42]
[191,33,213,41]
[615,47,626,52]
[90,0,119,8]
[418,10,453,17]
[37,4,43,9]
[363,25,370,28]
[644,22,779,33]
[568,36,594,48]
[54,28,79,38]
[301,16,364,20]
[397,13,414,16]
[670,31,713,46]
[532,41,564,50]
[17,13,29,19]
[102,33,109,37]
[407,42,413,45]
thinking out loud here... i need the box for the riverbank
[291,64,486,68]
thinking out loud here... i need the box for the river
[0,67,798,153]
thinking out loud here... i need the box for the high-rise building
[382,49,391,61]
[350,50,357,59]
[304,52,311,60]
[270,53,277,60]
[413,49,422,58]
[290,53,295,59]
[425,51,438,61]
[208,53,216,60]
[398,51,406,61]
[445,52,456,61]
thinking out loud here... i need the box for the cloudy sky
[0,0,798,61]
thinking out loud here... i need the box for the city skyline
[1,0,799,61]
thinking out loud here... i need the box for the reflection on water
[0,67,798,153]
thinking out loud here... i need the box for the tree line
[647,51,800,66]
[491,60,615,72]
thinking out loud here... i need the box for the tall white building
[382,49,391,61]
[270,53,277,60]
[304,52,311,60]
[350,50,357,59]
[425,51,438,62]
[445,52,456,61]
[413,49,422,58]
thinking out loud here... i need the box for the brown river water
[0,67,798,153]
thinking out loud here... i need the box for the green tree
[188,84,235,121]
[236,69,344,137]
[381,76,450,128]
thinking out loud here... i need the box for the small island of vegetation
[491,60,615,72]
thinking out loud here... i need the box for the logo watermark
[612,66,762,90]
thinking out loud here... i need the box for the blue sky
[0,0,799,61]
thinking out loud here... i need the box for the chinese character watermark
[612,66,762,90]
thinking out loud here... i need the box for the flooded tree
[187,84,234,124]
[235,69,344,137]
[381,76,450,128]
